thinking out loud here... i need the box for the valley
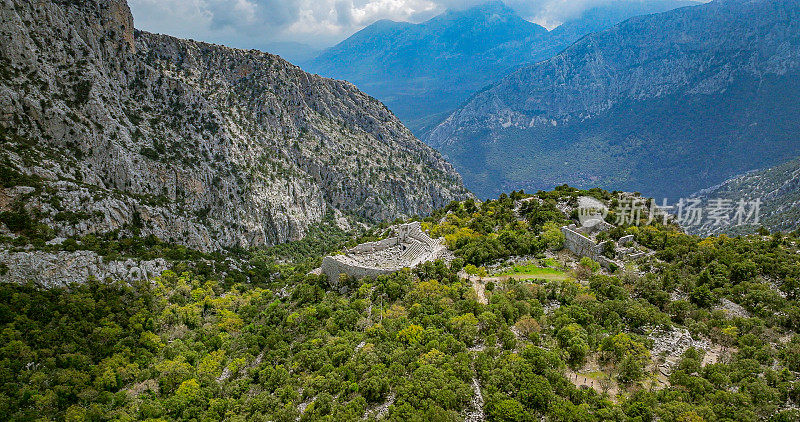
[304,0,697,136]
[1,0,800,421]
[427,0,800,201]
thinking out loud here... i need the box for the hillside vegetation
[3,187,800,421]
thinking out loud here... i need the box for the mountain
[548,0,704,40]
[688,157,800,236]
[304,0,696,135]
[427,0,800,200]
[0,0,469,251]
[305,1,547,135]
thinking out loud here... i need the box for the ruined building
[322,222,451,284]
[561,197,647,268]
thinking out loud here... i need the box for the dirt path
[565,370,606,393]
[563,356,619,400]
[471,278,488,305]
[459,271,489,304]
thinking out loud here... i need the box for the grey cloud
[335,0,355,26]
[205,0,299,31]
[129,0,704,51]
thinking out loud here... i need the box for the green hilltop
[2,187,800,421]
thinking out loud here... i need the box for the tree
[557,324,590,367]
[690,285,715,308]
[156,357,193,394]
[450,313,479,345]
[576,257,601,280]
[397,324,425,345]
[617,354,647,384]
[489,398,530,422]
[514,315,541,341]
[541,222,565,251]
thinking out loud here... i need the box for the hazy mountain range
[304,0,698,135]
[426,0,800,201]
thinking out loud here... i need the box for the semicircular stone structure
[322,222,450,284]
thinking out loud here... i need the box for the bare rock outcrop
[0,0,469,252]
[0,249,168,288]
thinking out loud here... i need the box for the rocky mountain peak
[441,1,518,20]
[104,0,136,53]
[0,0,470,251]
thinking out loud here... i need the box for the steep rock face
[428,0,800,199]
[0,0,469,251]
[0,249,169,288]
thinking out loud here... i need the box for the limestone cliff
[0,0,469,251]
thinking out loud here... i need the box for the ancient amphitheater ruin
[322,222,450,284]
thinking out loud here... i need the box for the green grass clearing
[495,264,572,281]
[542,258,562,268]
[580,371,609,380]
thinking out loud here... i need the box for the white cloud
[280,0,440,43]
[130,0,444,49]
[512,0,710,30]
[128,0,705,51]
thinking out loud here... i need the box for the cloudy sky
[128,0,698,54]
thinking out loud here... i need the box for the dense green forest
[2,187,800,421]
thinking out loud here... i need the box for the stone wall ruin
[561,224,618,268]
[561,198,651,269]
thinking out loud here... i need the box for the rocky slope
[427,0,800,200]
[0,0,469,252]
[305,0,695,135]
[688,157,800,236]
[0,248,169,286]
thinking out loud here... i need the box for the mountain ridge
[304,1,552,134]
[304,0,697,135]
[426,0,800,200]
[0,0,470,251]
[688,156,800,236]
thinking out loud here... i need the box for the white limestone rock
[0,0,469,253]
[0,249,168,288]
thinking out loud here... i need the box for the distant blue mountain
[428,0,800,200]
[303,0,696,135]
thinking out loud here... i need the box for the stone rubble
[650,327,711,375]
[715,298,751,319]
